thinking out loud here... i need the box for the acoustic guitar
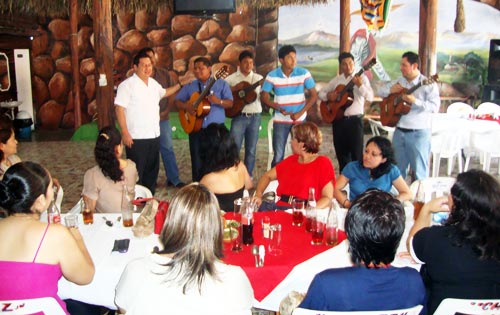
[179,66,228,134]
[225,78,264,118]
[379,74,439,127]
[320,58,377,123]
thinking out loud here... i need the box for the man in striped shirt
[261,45,317,167]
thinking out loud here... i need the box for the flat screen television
[173,0,236,15]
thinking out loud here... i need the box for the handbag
[131,198,169,236]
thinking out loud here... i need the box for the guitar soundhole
[238,90,246,98]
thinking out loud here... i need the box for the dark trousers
[125,137,160,195]
[189,131,203,182]
[332,115,364,172]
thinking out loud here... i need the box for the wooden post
[93,0,114,129]
[419,0,438,76]
[69,0,81,129]
[339,0,351,56]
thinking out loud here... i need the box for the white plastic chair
[367,118,395,140]
[55,185,64,211]
[267,120,292,170]
[430,127,467,177]
[464,129,500,174]
[0,297,66,314]
[475,102,500,117]
[293,305,423,315]
[446,102,474,118]
[433,298,500,315]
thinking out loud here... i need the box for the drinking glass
[64,214,78,228]
[413,181,425,220]
[268,224,283,256]
[311,211,325,245]
[292,198,305,227]
[81,199,94,225]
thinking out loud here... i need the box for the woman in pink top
[0,162,95,314]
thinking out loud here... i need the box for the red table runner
[223,211,346,301]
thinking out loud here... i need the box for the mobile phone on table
[112,239,130,253]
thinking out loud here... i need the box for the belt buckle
[288,195,294,204]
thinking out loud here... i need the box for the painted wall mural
[278,0,500,108]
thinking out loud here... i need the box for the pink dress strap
[32,222,50,263]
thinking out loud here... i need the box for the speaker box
[488,39,500,84]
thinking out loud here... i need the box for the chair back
[433,298,500,315]
[0,297,66,314]
[135,184,152,199]
[475,102,500,117]
[446,102,474,118]
[292,305,423,315]
[367,118,395,140]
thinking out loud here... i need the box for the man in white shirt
[225,51,263,178]
[115,51,181,194]
[319,52,374,171]
[378,51,440,180]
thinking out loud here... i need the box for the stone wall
[31,4,278,129]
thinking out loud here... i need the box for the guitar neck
[193,77,217,108]
[406,81,425,95]
[243,79,263,93]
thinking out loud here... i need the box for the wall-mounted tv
[173,0,236,15]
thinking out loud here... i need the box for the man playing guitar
[225,51,263,179]
[319,52,374,171]
[174,57,233,182]
[378,51,440,180]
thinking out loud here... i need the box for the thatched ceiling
[0,0,329,17]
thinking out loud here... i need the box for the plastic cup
[292,198,305,226]
[64,214,78,228]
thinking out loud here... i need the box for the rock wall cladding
[31,5,278,129]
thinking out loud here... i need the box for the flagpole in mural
[351,0,392,81]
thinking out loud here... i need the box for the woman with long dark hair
[408,169,500,314]
[334,136,411,208]
[82,125,138,213]
[0,116,20,180]
[0,162,94,313]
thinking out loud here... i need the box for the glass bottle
[241,198,255,245]
[47,200,61,224]
[325,199,339,245]
[305,187,316,232]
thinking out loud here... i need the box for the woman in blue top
[334,136,411,208]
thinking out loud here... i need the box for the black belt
[342,114,363,120]
[396,127,420,133]
[280,194,307,205]
[241,112,260,117]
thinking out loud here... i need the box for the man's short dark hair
[345,189,405,266]
[239,50,254,62]
[402,51,420,67]
[138,47,154,56]
[278,45,296,60]
[133,50,151,66]
[194,57,212,67]
[338,52,354,64]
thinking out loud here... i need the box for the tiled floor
[17,124,497,212]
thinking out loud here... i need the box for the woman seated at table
[408,170,500,314]
[82,125,138,213]
[0,162,95,313]
[254,121,335,209]
[300,189,425,311]
[0,116,21,180]
[199,123,253,212]
[115,183,253,315]
[334,136,411,209]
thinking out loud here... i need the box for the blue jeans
[230,113,261,176]
[159,120,181,185]
[393,128,431,180]
[271,122,293,168]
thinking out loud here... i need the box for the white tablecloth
[58,212,419,311]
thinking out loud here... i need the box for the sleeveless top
[215,187,245,212]
[0,223,69,314]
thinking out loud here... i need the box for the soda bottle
[305,187,316,232]
[241,199,255,245]
[325,199,339,246]
[121,184,134,227]
[413,181,425,220]
[47,200,61,224]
